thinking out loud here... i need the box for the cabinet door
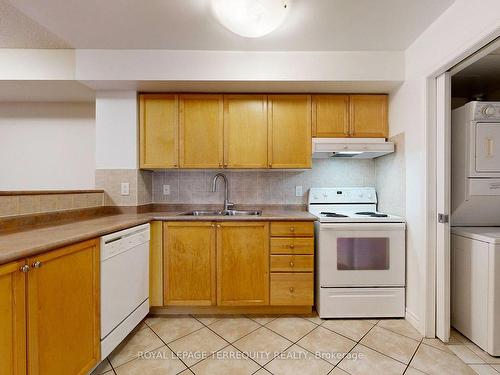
[223,95,268,168]
[349,95,388,138]
[179,95,223,168]
[217,222,269,306]
[312,95,349,137]
[27,239,99,375]
[268,95,312,168]
[164,222,216,305]
[139,94,179,168]
[0,260,26,375]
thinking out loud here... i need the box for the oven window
[337,238,390,270]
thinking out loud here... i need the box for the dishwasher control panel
[100,223,150,261]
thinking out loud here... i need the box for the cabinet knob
[173,164,178,168]
[217,224,221,228]
[290,261,294,267]
[268,162,272,167]
[289,227,295,232]
[289,287,294,293]
[289,244,295,249]
[32,261,42,269]
[20,265,30,273]
[218,163,222,168]
[211,224,215,228]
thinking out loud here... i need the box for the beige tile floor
[91,314,499,375]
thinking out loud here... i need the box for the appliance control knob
[483,105,496,116]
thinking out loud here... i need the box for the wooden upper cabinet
[0,260,26,375]
[312,95,349,137]
[164,222,216,306]
[139,94,179,168]
[268,95,312,169]
[349,95,388,138]
[179,95,223,168]
[27,239,99,375]
[217,222,269,306]
[223,95,268,168]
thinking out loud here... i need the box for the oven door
[318,222,405,287]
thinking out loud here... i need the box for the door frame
[425,31,500,338]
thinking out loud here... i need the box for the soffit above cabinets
[80,80,402,93]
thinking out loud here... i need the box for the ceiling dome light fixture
[211,0,291,38]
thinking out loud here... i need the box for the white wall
[0,102,95,190]
[95,91,138,169]
[391,0,500,334]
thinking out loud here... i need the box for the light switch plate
[120,182,130,196]
[163,184,170,195]
[295,185,303,197]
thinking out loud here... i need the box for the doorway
[433,37,500,344]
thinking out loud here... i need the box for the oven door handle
[319,222,406,231]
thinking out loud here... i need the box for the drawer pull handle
[289,287,294,293]
[290,261,294,267]
[289,244,295,249]
[289,227,295,232]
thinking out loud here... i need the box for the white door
[436,72,451,342]
[475,123,500,172]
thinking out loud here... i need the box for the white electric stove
[308,187,406,318]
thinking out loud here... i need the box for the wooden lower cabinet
[217,222,270,306]
[270,273,314,306]
[0,260,26,375]
[270,221,314,237]
[158,220,314,311]
[27,239,100,375]
[163,222,216,306]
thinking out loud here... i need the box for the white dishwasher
[100,223,150,359]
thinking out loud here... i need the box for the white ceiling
[0,0,69,48]
[6,0,455,51]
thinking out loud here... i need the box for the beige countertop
[0,210,317,265]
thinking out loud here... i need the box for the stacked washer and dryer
[451,101,500,356]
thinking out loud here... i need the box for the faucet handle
[227,201,235,209]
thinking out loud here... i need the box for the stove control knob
[482,105,496,116]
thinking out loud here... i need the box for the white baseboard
[405,308,425,336]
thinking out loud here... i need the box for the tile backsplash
[95,169,152,206]
[375,132,405,216]
[0,191,104,218]
[152,159,376,205]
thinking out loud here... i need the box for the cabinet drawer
[270,221,314,237]
[270,237,314,255]
[270,273,313,306]
[270,255,314,272]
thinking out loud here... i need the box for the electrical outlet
[120,182,130,196]
[295,185,303,197]
[163,184,170,195]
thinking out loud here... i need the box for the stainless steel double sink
[179,209,262,216]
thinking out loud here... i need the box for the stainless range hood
[312,138,394,159]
